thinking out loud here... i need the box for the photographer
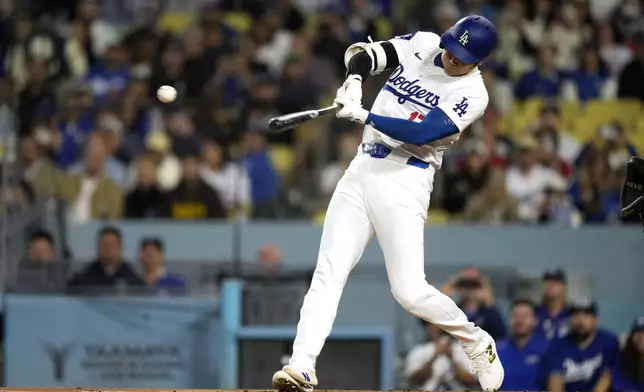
[621,156,644,226]
[442,267,507,340]
[404,321,475,390]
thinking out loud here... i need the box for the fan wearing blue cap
[540,299,620,392]
[611,317,644,392]
[535,269,572,340]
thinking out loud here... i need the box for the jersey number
[408,112,425,122]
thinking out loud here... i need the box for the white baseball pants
[289,152,487,371]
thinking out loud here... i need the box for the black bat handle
[268,104,340,133]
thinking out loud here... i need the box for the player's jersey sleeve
[435,80,489,132]
[388,31,441,63]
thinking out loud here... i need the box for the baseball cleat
[272,365,317,392]
[464,336,505,391]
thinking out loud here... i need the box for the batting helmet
[440,15,497,64]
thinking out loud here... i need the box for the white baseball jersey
[364,31,489,168]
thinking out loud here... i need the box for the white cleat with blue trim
[272,365,317,392]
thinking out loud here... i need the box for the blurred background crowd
[0,0,643,390]
[2,0,644,225]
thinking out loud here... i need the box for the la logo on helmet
[459,30,469,45]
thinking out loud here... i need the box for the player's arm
[365,85,489,145]
[344,31,439,81]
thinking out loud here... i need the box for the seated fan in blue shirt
[541,299,620,392]
[611,316,644,392]
[497,300,550,391]
[536,269,571,340]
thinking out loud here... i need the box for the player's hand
[335,74,363,105]
[334,95,369,124]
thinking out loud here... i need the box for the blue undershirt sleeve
[365,107,460,146]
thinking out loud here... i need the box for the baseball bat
[268,104,340,134]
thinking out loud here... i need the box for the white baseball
[157,85,177,103]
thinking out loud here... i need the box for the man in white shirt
[405,321,476,390]
[505,138,559,221]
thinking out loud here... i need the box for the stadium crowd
[21,224,644,392]
[1,0,644,224]
[403,266,644,392]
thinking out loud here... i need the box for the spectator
[404,321,475,390]
[130,131,181,191]
[200,139,252,217]
[506,137,559,222]
[252,12,295,77]
[62,132,123,222]
[319,130,361,199]
[611,316,644,392]
[19,135,65,199]
[166,110,202,158]
[148,40,188,103]
[563,45,613,101]
[312,5,351,79]
[163,155,227,220]
[618,30,644,101]
[610,0,643,45]
[72,0,119,58]
[139,237,186,291]
[530,103,579,170]
[442,267,507,340]
[596,23,632,77]
[68,227,144,289]
[64,20,92,78]
[27,230,56,262]
[69,129,128,189]
[520,0,555,56]
[569,150,619,223]
[125,156,165,218]
[242,130,280,219]
[541,299,620,392]
[275,54,319,144]
[538,175,582,227]
[577,123,638,169]
[536,269,570,340]
[84,43,130,104]
[17,58,57,137]
[345,0,378,43]
[54,85,95,168]
[548,3,586,71]
[497,300,550,391]
[258,243,283,276]
[444,139,491,215]
[515,44,563,100]
[463,169,520,223]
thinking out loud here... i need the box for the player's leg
[366,164,504,391]
[273,169,375,392]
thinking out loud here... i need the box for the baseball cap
[140,237,164,252]
[569,298,598,315]
[631,316,644,333]
[542,268,567,283]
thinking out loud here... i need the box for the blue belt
[361,143,430,169]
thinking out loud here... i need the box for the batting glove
[334,95,369,124]
[335,74,363,105]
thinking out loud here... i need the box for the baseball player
[272,16,504,392]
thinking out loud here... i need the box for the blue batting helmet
[440,15,497,64]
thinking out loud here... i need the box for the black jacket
[68,260,145,290]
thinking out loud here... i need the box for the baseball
[156,85,177,103]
